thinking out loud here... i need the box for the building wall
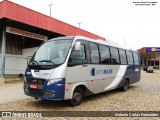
[0,47,37,78]
[22,47,37,57]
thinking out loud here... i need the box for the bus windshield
[28,39,73,69]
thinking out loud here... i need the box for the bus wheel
[70,87,83,106]
[121,79,129,91]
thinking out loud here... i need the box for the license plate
[29,84,38,89]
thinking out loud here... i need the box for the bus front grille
[27,78,44,85]
[27,78,45,96]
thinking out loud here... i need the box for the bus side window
[69,44,86,64]
[119,49,127,65]
[110,47,120,64]
[99,44,111,64]
[89,42,100,63]
[126,51,134,65]
[132,52,140,65]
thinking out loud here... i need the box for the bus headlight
[47,78,62,86]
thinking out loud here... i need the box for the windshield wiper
[39,60,55,65]
[30,60,39,65]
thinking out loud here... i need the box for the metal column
[142,55,145,67]
[154,53,156,66]
[0,26,6,78]
[146,54,148,66]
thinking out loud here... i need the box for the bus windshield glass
[28,39,73,69]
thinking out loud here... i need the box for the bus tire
[121,79,129,91]
[70,87,83,106]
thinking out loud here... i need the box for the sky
[7,0,160,50]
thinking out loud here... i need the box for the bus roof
[49,36,138,53]
[49,36,119,47]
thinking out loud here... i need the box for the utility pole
[77,23,81,28]
[49,4,53,17]
[124,38,125,48]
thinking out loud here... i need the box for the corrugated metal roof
[0,1,4,19]
[0,0,105,40]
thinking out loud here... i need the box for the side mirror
[75,42,81,51]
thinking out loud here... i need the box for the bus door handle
[82,64,87,67]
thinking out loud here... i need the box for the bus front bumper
[24,78,65,100]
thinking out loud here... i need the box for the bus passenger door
[65,40,91,99]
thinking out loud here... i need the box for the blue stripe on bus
[116,65,140,88]
[25,68,32,77]
[45,78,65,100]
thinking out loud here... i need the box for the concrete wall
[22,47,37,58]
[0,47,37,78]
[5,55,27,75]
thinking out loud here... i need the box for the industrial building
[138,47,160,68]
[0,0,105,84]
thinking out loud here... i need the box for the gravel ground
[0,70,160,120]
[0,81,30,104]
